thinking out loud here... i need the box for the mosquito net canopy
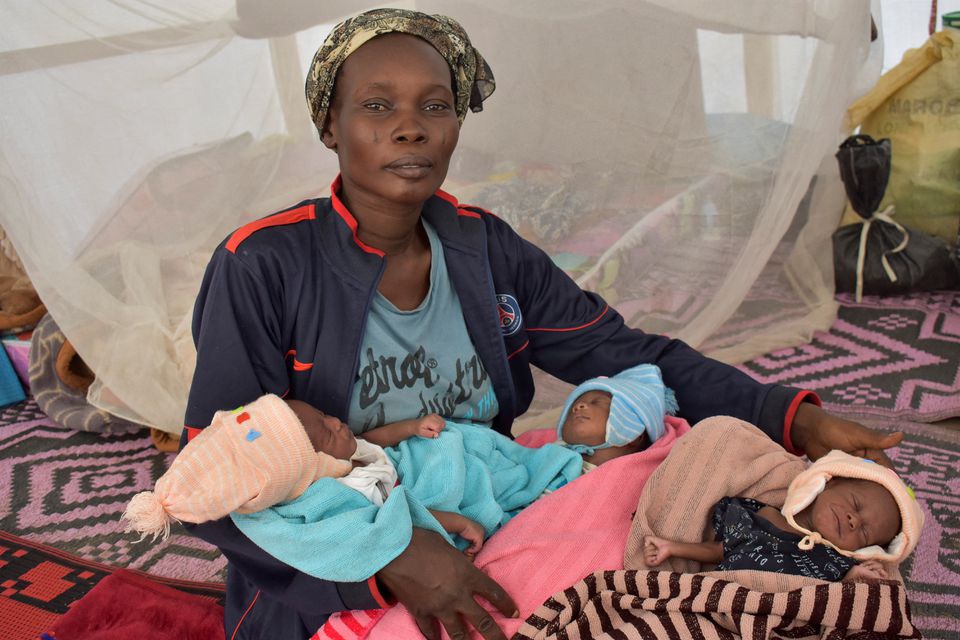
[0,0,878,432]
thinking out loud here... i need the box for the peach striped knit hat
[122,394,353,541]
[781,449,924,563]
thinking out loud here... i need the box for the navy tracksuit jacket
[183,184,812,638]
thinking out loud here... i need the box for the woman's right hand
[376,528,519,640]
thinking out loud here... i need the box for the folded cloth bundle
[41,569,224,640]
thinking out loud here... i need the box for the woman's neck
[338,188,425,256]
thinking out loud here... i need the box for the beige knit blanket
[514,416,918,639]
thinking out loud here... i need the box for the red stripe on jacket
[329,177,386,257]
[226,205,316,254]
[285,349,314,371]
[434,189,483,218]
[527,305,610,332]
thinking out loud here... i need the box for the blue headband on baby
[557,364,678,456]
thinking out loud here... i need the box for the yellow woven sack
[845,29,960,244]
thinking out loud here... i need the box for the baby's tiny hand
[415,414,445,439]
[458,518,485,558]
[642,535,672,567]
[843,560,889,582]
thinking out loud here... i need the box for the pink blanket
[314,417,690,640]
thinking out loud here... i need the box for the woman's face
[321,33,460,211]
[802,477,901,551]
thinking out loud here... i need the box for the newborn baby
[123,395,485,553]
[643,450,924,581]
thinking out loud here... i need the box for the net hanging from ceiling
[0,0,879,432]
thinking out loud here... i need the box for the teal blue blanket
[231,421,582,582]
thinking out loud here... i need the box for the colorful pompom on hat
[122,394,353,541]
[557,364,677,455]
[781,449,924,563]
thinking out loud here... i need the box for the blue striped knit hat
[557,364,678,455]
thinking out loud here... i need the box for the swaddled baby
[643,450,924,581]
[122,395,486,553]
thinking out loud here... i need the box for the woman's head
[306,8,494,135]
[305,9,494,210]
[317,33,461,208]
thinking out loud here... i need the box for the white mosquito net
[0,0,880,433]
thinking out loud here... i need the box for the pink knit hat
[122,394,353,541]
[781,449,924,563]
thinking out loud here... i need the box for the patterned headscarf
[305,8,495,134]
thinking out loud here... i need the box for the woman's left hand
[790,403,903,468]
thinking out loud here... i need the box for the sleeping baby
[554,363,677,469]
[642,450,924,581]
[123,395,493,554]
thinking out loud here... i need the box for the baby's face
[286,400,357,460]
[560,390,612,446]
[804,477,901,551]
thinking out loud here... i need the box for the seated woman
[181,8,904,639]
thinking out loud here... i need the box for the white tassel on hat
[122,491,178,542]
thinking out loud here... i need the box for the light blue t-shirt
[347,221,498,433]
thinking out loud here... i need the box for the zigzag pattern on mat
[0,399,227,583]
[880,417,960,640]
[738,291,960,421]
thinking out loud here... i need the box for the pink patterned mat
[0,399,226,583]
[738,291,960,422]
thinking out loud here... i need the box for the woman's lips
[385,156,433,179]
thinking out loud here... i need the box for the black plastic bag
[834,224,959,296]
[836,135,891,218]
[832,134,958,299]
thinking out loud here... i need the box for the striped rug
[736,291,960,422]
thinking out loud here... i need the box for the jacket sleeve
[504,227,812,447]
[182,247,387,619]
